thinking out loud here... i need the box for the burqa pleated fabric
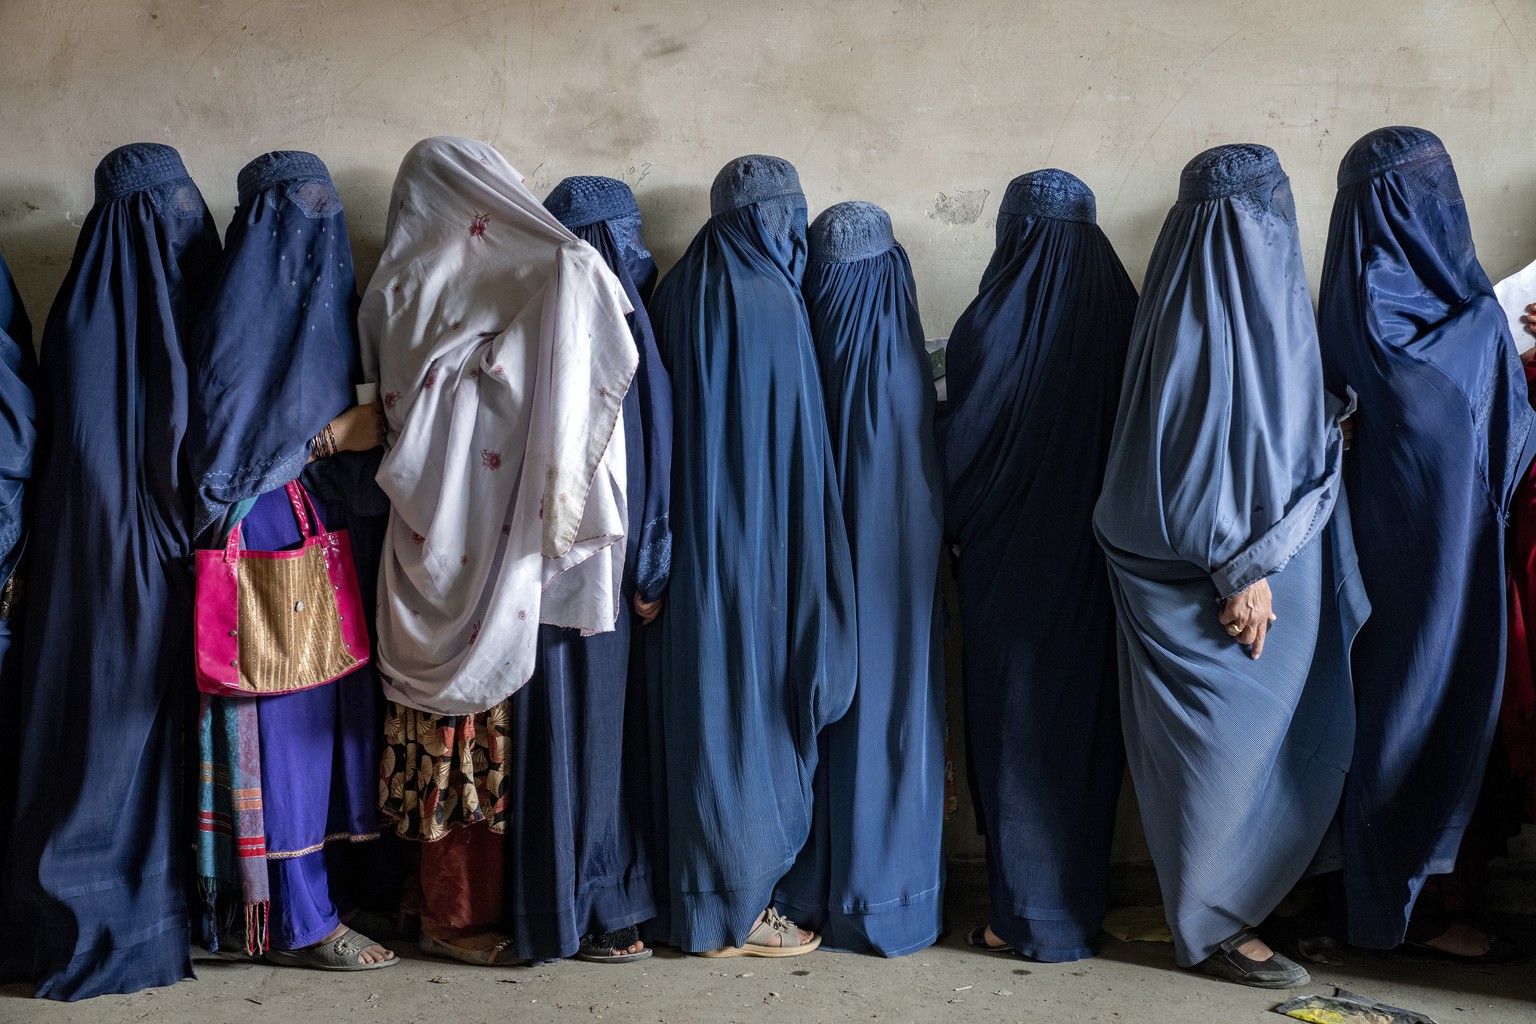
[937,171,1134,961]
[0,250,38,871]
[186,151,385,954]
[0,144,220,1000]
[773,201,945,957]
[1317,127,1536,949]
[649,155,857,952]
[487,176,672,960]
[1093,144,1369,968]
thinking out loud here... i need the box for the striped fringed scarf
[196,693,270,954]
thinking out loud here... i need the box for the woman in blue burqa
[649,155,856,956]
[1318,126,1534,964]
[774,201,946,957]
[1094,144,1368,989]
[487,174,671,964]
[0,249,38,875]
[186,151,395,971]
[0,143,221,1000]
[939,170,1134,962]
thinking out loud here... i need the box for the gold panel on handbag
[235,540,360,693]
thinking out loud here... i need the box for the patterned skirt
[380,698,510,841]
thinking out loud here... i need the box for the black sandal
[578,925,653,964]
[966,925,1014,954]
[1191,928,1309,989]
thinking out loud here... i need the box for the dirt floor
[3,915,1532,1024]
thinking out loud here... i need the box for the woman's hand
[1219,578,1276,660]
[1340,415,1354,451]
[1522,302,1536,343]
[331,401,387,453]
[633,593,663,626]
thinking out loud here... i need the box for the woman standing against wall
[940,169,1135,963]
[363,137,636,966]
[1320,126,1534,963]
[648,155,856,957]
[1095,144,1368,989]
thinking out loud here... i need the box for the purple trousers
[243,487,381,950]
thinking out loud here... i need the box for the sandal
[698,908,821,958]
[419,931,520,967]
[264,927,397,971]
[578,925,653,964]
[1190,928,1308,989]
[967,925,1014,954]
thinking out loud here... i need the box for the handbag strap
[284,481,332,541]
[221,482,331,564]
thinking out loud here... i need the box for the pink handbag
[194,481,371,697]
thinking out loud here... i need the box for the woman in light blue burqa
[775,201,946,957]
[1094,144,1368,988]
[649,156,856,956]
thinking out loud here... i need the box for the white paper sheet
[1494,257,1536,354]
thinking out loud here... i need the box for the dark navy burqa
[0,250,38,871]
[1317,127,1536,949]
[773,202,945,957]
[649,156,857,952]
[188,151,386,953]
[0,144,221,1000]
[1094,145,1368,967]
[493,176,672,960]
[937,171,1134,961]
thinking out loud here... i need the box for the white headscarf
[360,136,636,714]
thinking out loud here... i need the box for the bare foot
[1418,922,1492,958]
[606,937,646,956]
[309,923,392,964]
[1236,935,1275,961]
[983,925,1006,948]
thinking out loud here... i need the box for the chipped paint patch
[927,189,990,225]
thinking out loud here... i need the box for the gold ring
[1226,622,1243,636]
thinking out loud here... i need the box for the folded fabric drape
[0,142,221,1000]
[359,136,637,716]
[1318,126,1536,948]
[938,170,1134,962]
[648,155,857,951]
[1095,144,1368,968]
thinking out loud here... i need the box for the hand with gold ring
[1218,578,1277,660]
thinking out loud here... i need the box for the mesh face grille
[284,179,343,219]
[1400,158,1465,207]
[149,181,210,219]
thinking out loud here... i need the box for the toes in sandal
[966,925,1014,954]
[1190,928,1309,989]
[419,931,520,967]
[698,908,822,958]
[578,925,653,964]
[264,928,398,971]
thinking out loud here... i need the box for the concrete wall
[2,1,1534,329]
[2,0,1534,882]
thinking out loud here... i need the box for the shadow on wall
[330,163,404,289]
[0,183,78,355]
[634,183,709,279]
